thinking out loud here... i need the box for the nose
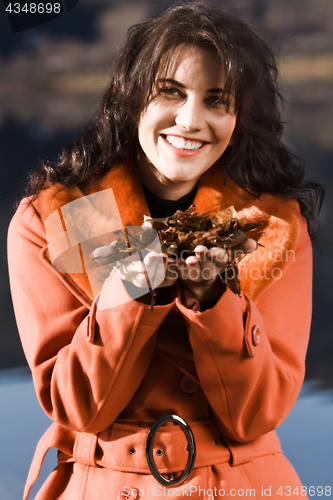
[175,96,205,132]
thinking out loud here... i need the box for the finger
[117,259,144,280]
[118,257,156,288]
[128,260,145,273]
[149,253,168,288]
[132,272,151,288]
[242,238,258,253]
[193,248,217,278]
[164,256,177,274]
[91,242,118,266]
[183,256,202,282]
[117,265,134,281]
[193,245,228,279]
[177,254,215,282]
[206,247,229,266]
[91,255,112,266]
[194,245,209,262]
[159,259,179,287]
[231,238,258,259]
[143,251,161,267]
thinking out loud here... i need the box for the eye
[207,95,228,106]
[159,87,183,98]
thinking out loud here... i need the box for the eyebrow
[157,78,224,93]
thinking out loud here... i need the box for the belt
[24,419,282,500]
[145,414,196,486]
[63,419,282,472]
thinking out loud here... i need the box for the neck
[136,151,197,201]
[143,175,197,201]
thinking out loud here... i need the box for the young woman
[8,4,323,500]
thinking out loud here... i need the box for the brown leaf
[92,205,266,305]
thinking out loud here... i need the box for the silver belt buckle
[146,414,196,487]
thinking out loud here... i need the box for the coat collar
[35,160,302,304]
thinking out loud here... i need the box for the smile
[161,134,210,157]
[164,135,205,150]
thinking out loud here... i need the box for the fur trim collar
[35,160,302,304]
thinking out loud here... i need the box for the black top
[142,184,196,218]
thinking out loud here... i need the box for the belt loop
[73,431,98,466]
[222,436,251,466]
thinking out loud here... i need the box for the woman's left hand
[177,239,257,303]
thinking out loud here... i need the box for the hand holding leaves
[91,206,265,308]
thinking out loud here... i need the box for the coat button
[252,325,260,346]
[179,375,198,393]
[117,488,138,500]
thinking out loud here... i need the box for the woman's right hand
[117,251,179,289]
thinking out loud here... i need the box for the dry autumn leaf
[143,205,265,298]
[91,205,266,308]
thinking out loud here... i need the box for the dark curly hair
[22,2,324,238]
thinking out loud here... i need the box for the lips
[164,134,205,150]
[161,134,209,157]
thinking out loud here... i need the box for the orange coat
[7,161,312,500]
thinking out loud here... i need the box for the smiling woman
[7,4,324,500]
[137,45,237,200]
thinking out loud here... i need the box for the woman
[8,4,323,500]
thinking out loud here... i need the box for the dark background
[0,0,332,386]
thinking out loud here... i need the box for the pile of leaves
[91,205,265,307]
[143,205,265,296]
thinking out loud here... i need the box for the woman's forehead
[155,44,225,83]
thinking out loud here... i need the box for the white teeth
[165,135,204,150]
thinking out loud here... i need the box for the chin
[163,169,195,182]
[167,175,194,184]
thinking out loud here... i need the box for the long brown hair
[22,3,324,238]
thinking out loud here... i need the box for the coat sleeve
[7,201,174,434]
[176,215,312,442]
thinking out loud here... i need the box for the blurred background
[0,0,332,498]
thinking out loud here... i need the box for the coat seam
[79,465,90,500]
[81,303,145,432]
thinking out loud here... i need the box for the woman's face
[137,44,237,199]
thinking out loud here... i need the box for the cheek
[225,112,237,131]
[138,120,152,152]
[217,115,237,142]
[228,117,237,144]
[141,102,174,133]
[138,112,159,145]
